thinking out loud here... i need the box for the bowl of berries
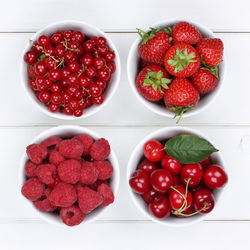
[21,20,121,119]
[128,127,228,226]
[19,125,120,226]
[127,19,225,123]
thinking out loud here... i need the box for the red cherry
[91,94,104,105]
[149,195,170,218]
[24,51,37,64]
[169,186,192,211]
[181,163,203,187]
[129,169,150,194]
[150,169,173,193]
[49,103,60,113]
[37,35,50,47]
[142,187,158,203]
[144,140,164,162]
[200,156,211,169]
[176,206,195,217]
[48,69,61,82]
[97,68,110,81]
[161,154,182,175]
[203,164,228,189]
[138,159,158,174]
[35,61,48,76]
[105,51,115,62]
[193,188,215,214]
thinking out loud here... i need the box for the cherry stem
[176,202,208,217]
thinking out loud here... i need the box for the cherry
[142,187,158,203]
[79,75,91,87]
[150,169,173,193]
[93,57,106,69]
[91,94,104,105]
[55,44,65,57]
[39,91,51,103]
[129,169,150,194]
[48,69,61,82]
[181,163,203,187]
[169,186,192,211]
[44,57,57,69]
[95,79,106,90]
[89,83,102,97]
[35,61,48,76]
[61,68,71,79]
[63,106,73,115]
[83,40,95,52]
[24,51,37,64]
[161,154,182,175]
[107,62,116,73]
[138,159,158,174]
[74,108,84,117]
[51,32,63,44]
[105,51,115,62]
[97,45,108,55]
[71,31,85,43]
[51,93,62,104]
[149,195,170,218]
[68,98,79,110]
[50,83,61,93]
[200,156,211,169]
[85,66,96,78]
[67,62,80,73]
[37,35,50,47]
[66,73,78,85]
[63,30,73,40]
[49,103,60,112]
[193,188,215,214]
[96,37,107,46]
[203,164,228,189]
[81,54,93,67]
[97,68,110,81]
[144,140,164,162]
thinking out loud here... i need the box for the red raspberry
[97,183,114,206]
[74,134,94,156]
[94,160,113,180]
[88,180,108,191]
[26,144,47,164]
[47,175,61,189]
[58,160,81,184]
[60,205,85,226]
[42,136,62,151]
[49,151,65,166]
[77,186,103,214]
[25,161,37,177]
[21,177,45,201]
[35,164,56,184]
[80,162,98,185]
[49,182,77,207]
[58,139,83,159]
[34,188,57,212]
[90,138,110,160]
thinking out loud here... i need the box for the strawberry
[139,59,154,70]
[164,43,200,77]
[190,68,218,94]
[196,38,224,66]
[136,65,171,101]
[164,78,200,122]
[137,28,172,65]
[172,22,202,44]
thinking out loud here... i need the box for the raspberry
[26,144,47,164]
[88,180,108,191]
[42,136,62,151]
[90,138,110,160]
[97,183,114,206]
[35,164,56,184]
[94,160,113,180]
[58,139,83,159]
[49,182,77,207]
[21,177,45,201]
[60,205,85,226]
[47,175,61,189]
[25,161,37,177]
[80,162,98,185]
[77,186,103,214]
[49,151,65,166]
[74,134,94,156]
[58,160,81,184]
[34,188,57,212]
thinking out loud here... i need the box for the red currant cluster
[24,30,116,117]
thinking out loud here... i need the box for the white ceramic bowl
[19,125,120,226]
[20,20,121,120]
[127,127,227,227]
[127,19,226,119]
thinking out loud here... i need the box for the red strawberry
[136,65,171,101]
[138,28,172,65]
[190,68,218,94]
[164,43,200,77]
[164,78,200,122]
[172,22,202,44]
[139,59,154,70]
[197,38,224,66]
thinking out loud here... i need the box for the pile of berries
[136,21,224,122]
[21,134,114,226]
[129,136,228,219]
[24,30,116,117]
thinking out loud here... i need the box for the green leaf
[143,79,154,85]
[164,135,219,164]
[37,53,46,61]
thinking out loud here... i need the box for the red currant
[89,83,102,97]
[63,106,73,115]
[66,73,78,84]
[63,30,73,40]
[97,45,108,55]
[44,45,55,56]
[48,69,61,82]
[61,68,71,79]
[29,79,36,89]
[50,83,61,93]
[37,35,50,47]
[96,37,107,46]
[28,65,39,79]
[105,51,115,62]
[91,94,104,105]
[64,51,78,63]
[51,32,63,44]
[85,66,96,78]
[55,44,65,57]
[73,108,83,117]
[93,57,106,69]
[79,75,91,87]
[81,54,93,67]
[71,31,85,43]
[44,57,57,69]
[95,79,106,90]
[97,68,110,81]
[35,61,48,76]
[67,84,78,96]
[51,93,62,104]
[107,62,116,73]
[49,103,60,112]
[36,77,46,91]
[83,40,95,52]
[61,92,71,103]
[24,51,37,64]
[67,62,80,73]
[39,90,51,103]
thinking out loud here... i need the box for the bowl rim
[127,126,227,227]
[127,18,226,119]
[20,20,121,120]
[19,125,120,227]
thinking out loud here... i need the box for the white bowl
[19,125,120,226]
[20,20,121,120]
[127,127,227,227]
[127,19,226,120]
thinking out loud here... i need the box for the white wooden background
[1,0,250,249]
